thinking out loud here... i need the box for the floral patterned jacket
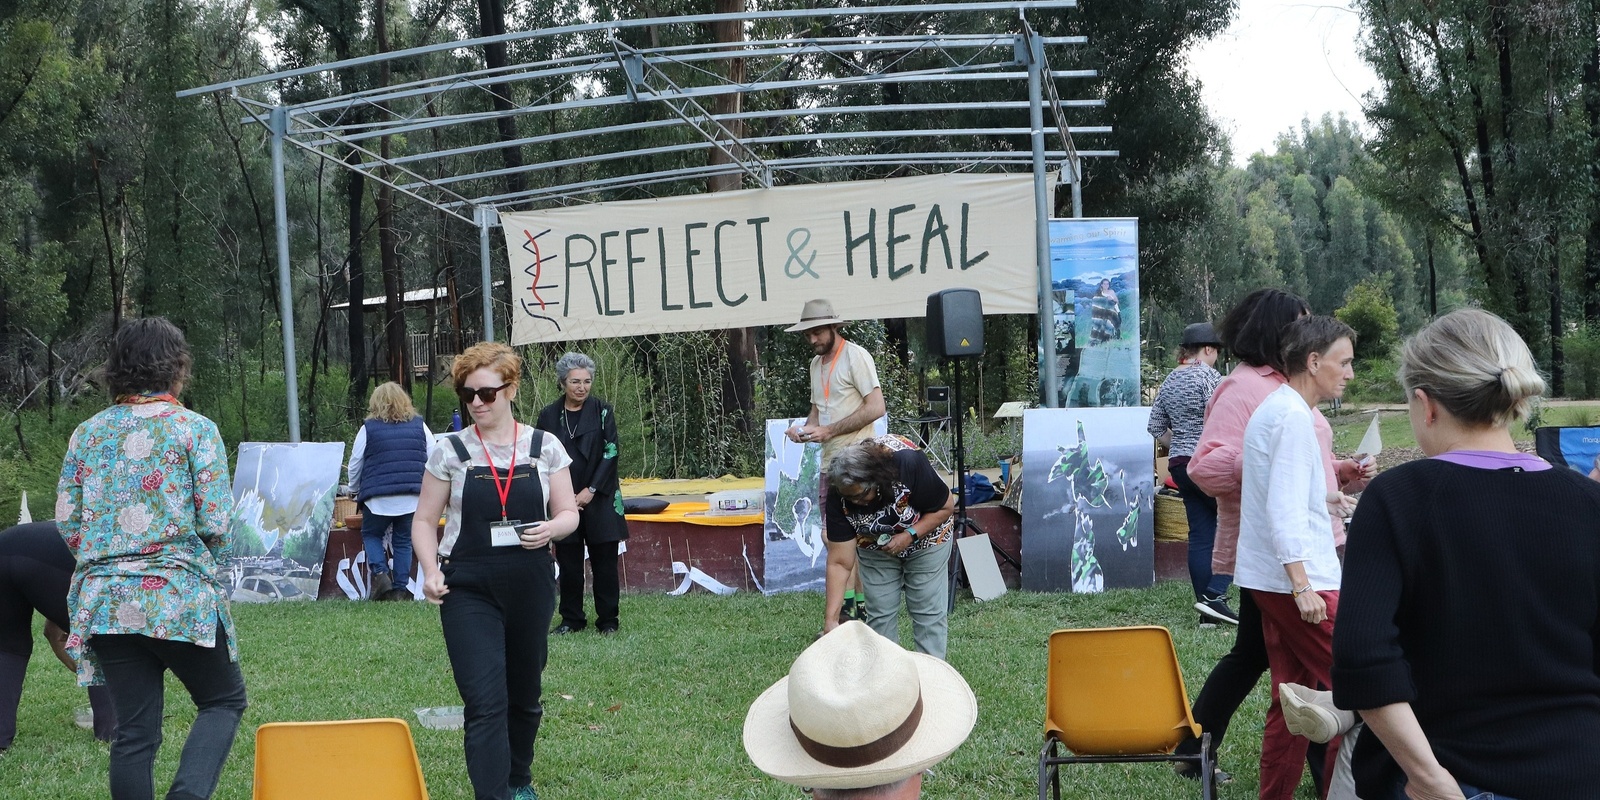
[55,399,238,685]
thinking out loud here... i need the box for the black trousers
[1186,591,1327,790]
[554,538,620,631]
[91,632,247,800]
[439,549,556,800]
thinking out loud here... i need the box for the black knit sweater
[1332,458,1600,799]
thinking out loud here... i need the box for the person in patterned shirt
[56,317,247,800]
[823,436,956,660]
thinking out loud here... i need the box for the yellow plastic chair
[1038,626,1214,800]
[254,718,429,799]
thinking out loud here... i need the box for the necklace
[563,406,581,440]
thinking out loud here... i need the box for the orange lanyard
[821,336,845,404]
[475,423,519,521]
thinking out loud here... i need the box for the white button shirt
[1235,384,1342,594]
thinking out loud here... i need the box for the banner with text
[502,173,1046,344]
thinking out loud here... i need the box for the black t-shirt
[825,444,952,554]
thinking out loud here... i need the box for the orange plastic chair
[253,718,429,799]
[1038,626,1214,800]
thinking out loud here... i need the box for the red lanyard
[475,423,519,521]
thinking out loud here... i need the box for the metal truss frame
[181,0,1111,439]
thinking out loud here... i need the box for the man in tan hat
[786,298,886,629]
[743,621,976,799]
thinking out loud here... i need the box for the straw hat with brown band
[786,298,848,333]
[742,621,977,790]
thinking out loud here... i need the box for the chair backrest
[1043,626,1201,756]
[1533,425,1600,475]
[254,718,428,799]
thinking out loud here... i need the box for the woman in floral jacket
[56,317,246,800]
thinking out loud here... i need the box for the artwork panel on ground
[502,173,1045,344]
[1049,218,1141,408]
[229,442,345,603]
[761,416,890,593]
[1020,408,1155,593]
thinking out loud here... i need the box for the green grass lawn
[2,582,1302,799]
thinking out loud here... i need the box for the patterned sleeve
[425,436,461,480]
[191,417,236,562]
[1146,378,1172,437]
[55,426,86,550]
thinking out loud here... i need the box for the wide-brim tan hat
[743,621,977,790]
[786,298,846,332]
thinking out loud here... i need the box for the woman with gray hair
[1333,309,1600,800]
[536,352,627,635]
[824,436,956,659]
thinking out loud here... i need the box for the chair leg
[1199,731,1215,800]
[1037,738,1060,800]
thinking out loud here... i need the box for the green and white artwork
[1021,408,1153,593]
[763,418,825,593]
[229,441,345,601]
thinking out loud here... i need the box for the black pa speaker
[926,288,984,358]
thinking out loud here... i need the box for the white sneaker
[1279,682,1354,743]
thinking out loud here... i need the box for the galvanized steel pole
[477,206,495,342]
[270,106,302,442]
[1027,31,1058,408]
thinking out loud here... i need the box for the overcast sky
[1187,0,1380,163]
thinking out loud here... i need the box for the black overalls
[439,431,557,800]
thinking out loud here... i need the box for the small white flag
[17,491,30,524]
[1356,413,1383,460]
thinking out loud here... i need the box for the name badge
[490,519,523,547]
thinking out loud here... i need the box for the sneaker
[1195,595,1240,626]
[839,598,857,625]
[511,785,539,800]
[1279,682,1355,743]
[853,599,868,623]
[551,623,584,635]
[1173,761,1232,785]
[597,624,618,636]
[1198,613,1217,629]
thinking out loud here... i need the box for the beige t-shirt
[809,340,883,465]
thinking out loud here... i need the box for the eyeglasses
[838,484,874,504]
[456,383,511,405]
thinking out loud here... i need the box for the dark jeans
[439,549,556,800]
[361,510,415,590]
[1170,463,1230,601]
[0,651,116,747]
[555,538,620,631]
[90,631,247,800]
[1180,592,1327,790]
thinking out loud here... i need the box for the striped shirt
[1147,363,1221,459]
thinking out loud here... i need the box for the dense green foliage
[1355,0,1600,395]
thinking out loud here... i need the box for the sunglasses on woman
[456,383,511,405]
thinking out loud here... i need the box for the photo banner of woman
[500,173,1044,344]
[1048,218,1141,408]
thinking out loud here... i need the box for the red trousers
[1250,589,1342,800]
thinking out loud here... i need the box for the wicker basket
[333,496,358,528]
[1154,492,1189,542]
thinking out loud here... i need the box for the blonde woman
[347,382,434,599]
[1334,309,1600,800]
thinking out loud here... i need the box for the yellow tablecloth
[621,476,763,497]
[624,501,763,527]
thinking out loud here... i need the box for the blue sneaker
[512,785,539,800]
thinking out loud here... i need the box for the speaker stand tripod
[945,357,1021,611]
